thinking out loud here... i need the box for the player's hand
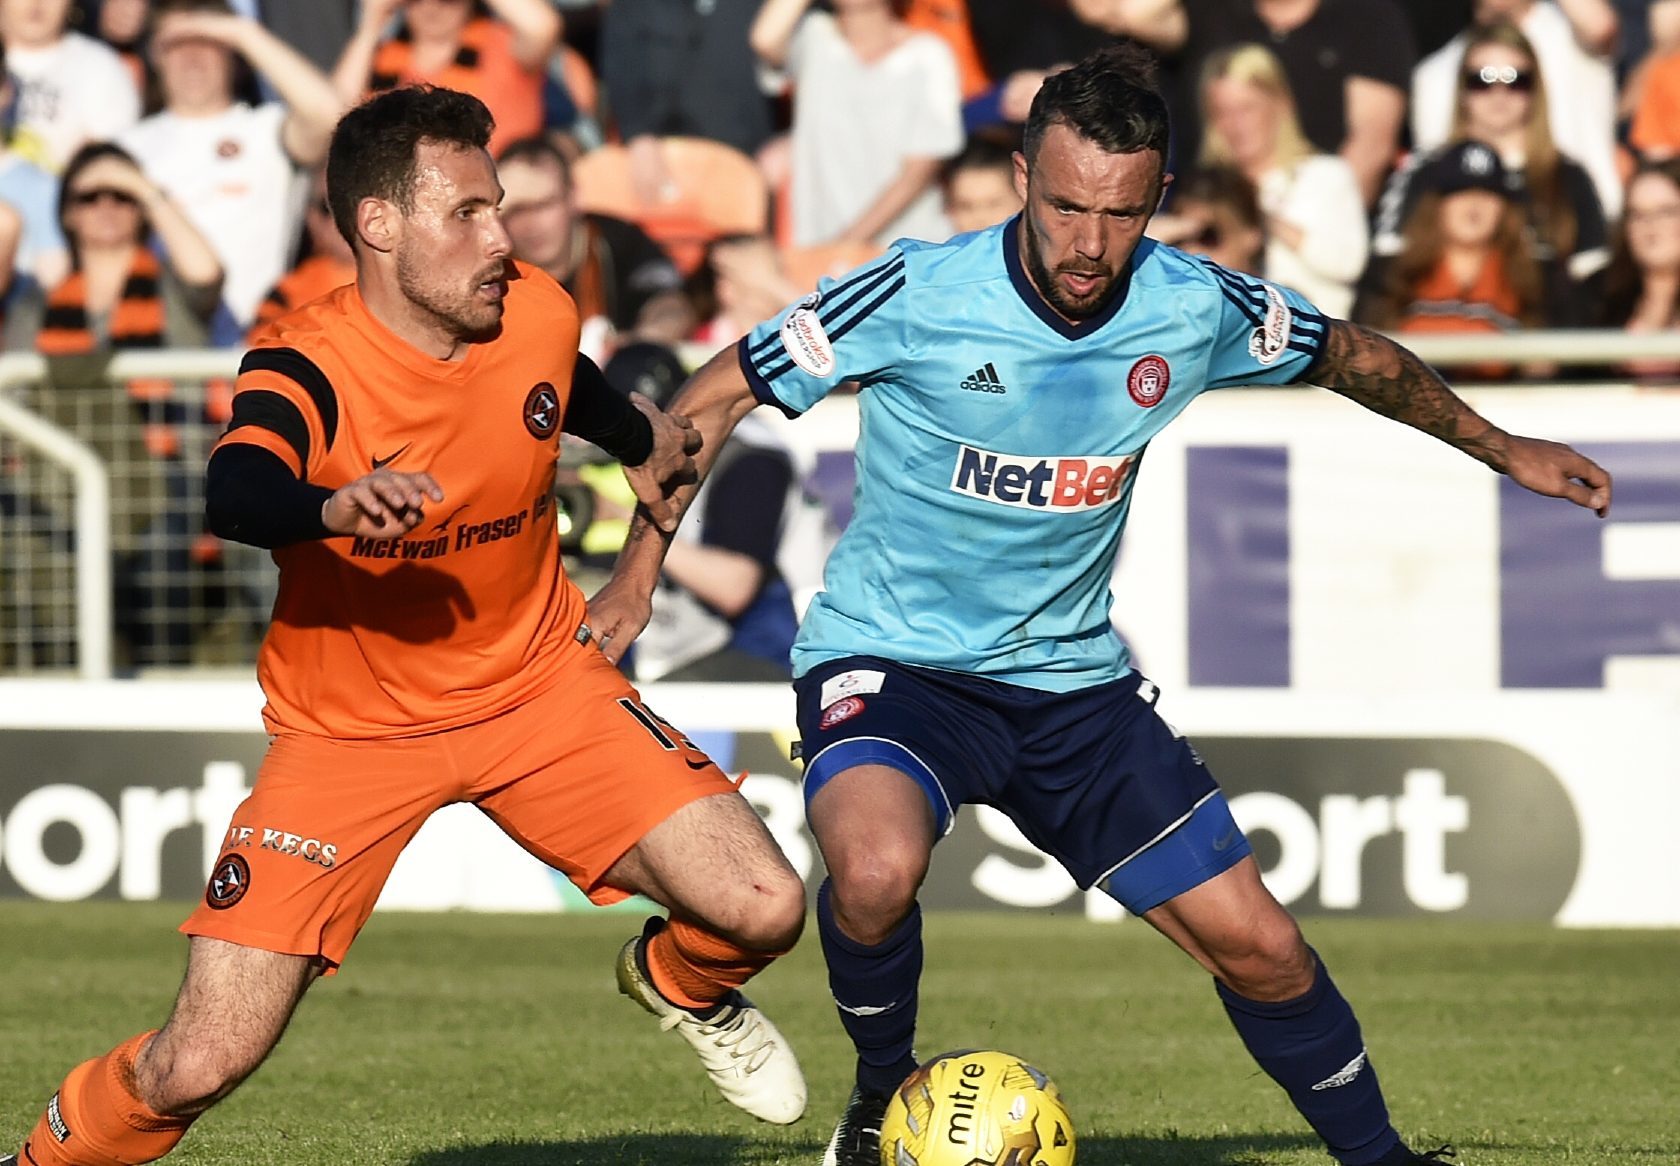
[584,574,654,666]
[1502,435,1612,517]
[622,393,701,532]
[323,470,444,539]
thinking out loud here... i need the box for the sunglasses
[1464,65,1535,92]
[69,188,140,208]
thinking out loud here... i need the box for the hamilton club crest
[1127,354,1170,407]
[524,381,558,438]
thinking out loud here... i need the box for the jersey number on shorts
[616,696,699,753]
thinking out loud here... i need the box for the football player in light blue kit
[590,42,1612,1166]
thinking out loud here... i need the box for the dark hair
[151,0,236,15]
[58,141,150,267]
[325,85,495,248]
[496,134,573,194]
[1171,165,1262,231]
[1022,42,1170,167]
[1599,157,1680,327]
[943,137,1016,187]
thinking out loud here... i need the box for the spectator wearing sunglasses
[1378,21,1606,298]
[20,140,226,665]
[1411,0,1619,220]
[25,141,222,355]
[1148,164,1265,276]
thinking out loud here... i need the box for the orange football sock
[20,1032,192,1166]
[644,918,785,1012]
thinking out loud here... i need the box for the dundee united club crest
[206,853,251,910]
[524,382,559,438]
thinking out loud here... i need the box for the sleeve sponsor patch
[780,301,837,377]
[1247,283,1293,365]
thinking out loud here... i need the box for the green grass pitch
[2,904,1675,1165]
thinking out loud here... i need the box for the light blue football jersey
[739,216,1329,692]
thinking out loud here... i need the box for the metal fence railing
[0,350,272,677]
[0,335,1675,679]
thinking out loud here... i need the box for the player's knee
[1214,917,1314,1001]
[830,852,925,940]
[731,869,807,952]
[134,1038,266,1118]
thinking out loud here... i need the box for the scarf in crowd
[37,246,180,457]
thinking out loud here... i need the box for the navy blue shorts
[793,656,1252,914]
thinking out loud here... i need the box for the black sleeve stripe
[746,252,907,363]
[238,346,339,451]
[225,389,312,472]
[758,273,906,383]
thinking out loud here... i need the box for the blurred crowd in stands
[5,0,1680,674]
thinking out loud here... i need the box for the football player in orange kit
[6,86,808,1166]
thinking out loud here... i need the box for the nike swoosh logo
[371,442,411,470]
[684,759,711,771]
[1211,828,1241,852]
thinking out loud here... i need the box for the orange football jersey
[215,261,586,738]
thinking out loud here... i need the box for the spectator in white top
[1412,0,1622,220]
[751,0,965,247]
[1197,41,1368,317]
[0,0,140,171]
[119,0,344,339]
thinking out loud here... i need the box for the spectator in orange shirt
[1356,139,1571,377]
[333,0,560,158]
[248,168,355,342]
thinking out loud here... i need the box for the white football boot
[616,918,807,1124]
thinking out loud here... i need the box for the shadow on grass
[408,1130,1322,1165]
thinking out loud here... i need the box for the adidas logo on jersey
[960,362,1007,393]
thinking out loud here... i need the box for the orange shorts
[181,642,736,970]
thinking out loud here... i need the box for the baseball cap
[1416,140,1512,198]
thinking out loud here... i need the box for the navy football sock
[817,878,923,1099]
[1217,953,1403,1166]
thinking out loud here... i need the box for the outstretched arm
[586,345,762,663]
[1310,321,1613,516]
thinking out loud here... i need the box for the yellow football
[879,1049,1076,1166]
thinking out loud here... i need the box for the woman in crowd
[29,142,221,358]
[1375,21,1606,293]
[1596,158,1680,384]
[1197,42,1367,317]
[1356,139,1573,379]
[24,141,224,665]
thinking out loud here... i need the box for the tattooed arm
[1310,321,1614,516]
